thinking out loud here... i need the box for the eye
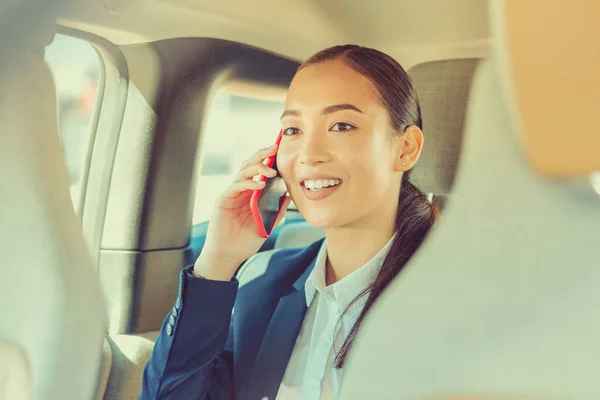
[330,122,355,132]
[282,127,301,136]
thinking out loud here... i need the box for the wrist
[193,252,243,282]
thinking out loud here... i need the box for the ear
[394,125,424,172]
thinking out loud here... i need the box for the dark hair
[300,45,439,367]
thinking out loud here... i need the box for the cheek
[344,143,394,193]
[351,159,387,190]
[345,138,379,171]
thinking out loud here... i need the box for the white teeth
[303,179,342,191]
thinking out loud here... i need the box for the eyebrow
[280,104,365,119]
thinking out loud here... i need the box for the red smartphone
[250,130,288,238]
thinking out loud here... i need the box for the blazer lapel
[246,251,319,400]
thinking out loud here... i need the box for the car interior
[1,0,599,399]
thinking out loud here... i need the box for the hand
[193,143,291,281]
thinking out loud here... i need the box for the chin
[291,191,351,228]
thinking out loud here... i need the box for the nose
[297,130,332,166]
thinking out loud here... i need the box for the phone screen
[257,159,288,234]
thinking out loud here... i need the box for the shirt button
[169,315,175,325]
[166,324,173,336]
[171,307,178,318]
[175,297,181,309]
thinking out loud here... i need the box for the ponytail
[334,170,438,367]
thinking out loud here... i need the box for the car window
[193,91,283,224]
[45,33,103,213]
[592,172,600,195]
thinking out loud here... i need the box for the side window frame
[54,27,129,266]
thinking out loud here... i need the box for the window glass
[193,91,283,224]
[45,34,102,211]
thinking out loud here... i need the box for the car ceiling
[58,0,490,67]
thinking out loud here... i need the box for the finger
[239,144,278,170]
[235,163,277,182]
[221,179,265,199]
[274,195,292,227]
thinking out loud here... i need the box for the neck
[324,224,395,286]
[323,180,401,286]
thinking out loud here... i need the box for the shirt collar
[304,235,395,312]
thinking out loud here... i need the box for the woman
[140,45,438,400]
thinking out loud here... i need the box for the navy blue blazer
[140,239,324,400]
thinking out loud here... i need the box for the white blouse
[275,237,394,400]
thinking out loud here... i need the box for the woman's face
[277,59,405,230]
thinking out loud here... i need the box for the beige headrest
[494,0,600,176]
[409,59,480,194]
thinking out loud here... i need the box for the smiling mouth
[301,179,343,191]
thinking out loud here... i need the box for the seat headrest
[0,1,56,59]
[493,0,600,176]
[409,58,480,195]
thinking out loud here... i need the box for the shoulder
[236,239,325,287]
